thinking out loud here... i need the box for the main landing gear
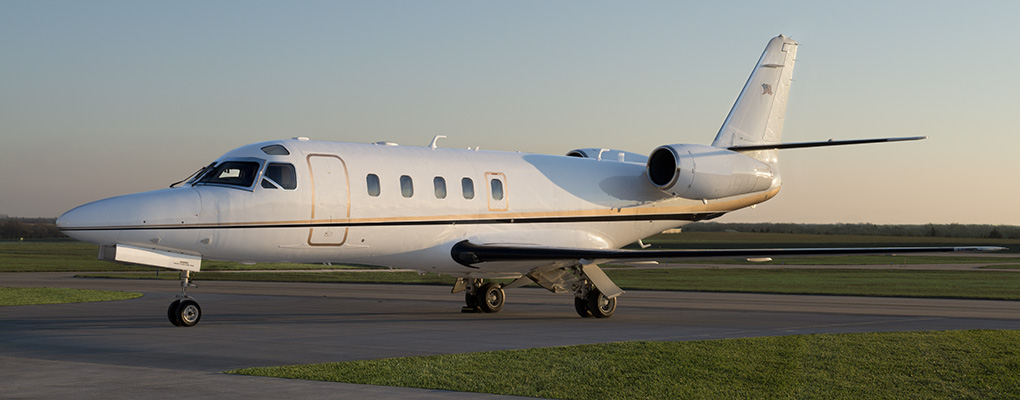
[573,284,616,318]
[453,276,618,318]
[168,270,201,327]
[458,279,506,313]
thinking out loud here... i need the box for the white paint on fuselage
[59,138,778,278]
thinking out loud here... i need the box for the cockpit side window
[196,161,261,188]
[263,163,297,190]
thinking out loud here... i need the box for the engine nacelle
[646,144,774,200]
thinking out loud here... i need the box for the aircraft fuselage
[59,138,778,278]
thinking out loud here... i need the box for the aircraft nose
[57,198,115,244]
[58,188,203,246]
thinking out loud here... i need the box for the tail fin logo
[761,83,773,95]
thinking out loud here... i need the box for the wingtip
[953,246,1007,252]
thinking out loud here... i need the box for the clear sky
[2,1,1017,224]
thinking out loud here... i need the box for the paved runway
[3,272,1019,399]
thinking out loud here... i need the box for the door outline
[307,154,351,246]
[485,172,508,212]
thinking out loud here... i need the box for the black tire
[574,296,593,318]
[464,291,478,308]
[475,282,505,313]
[175,299,202,327]
[587,289,616,318]
[167,300,182,326]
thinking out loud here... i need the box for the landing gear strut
[458,279,505,313]
[168,270,201,327]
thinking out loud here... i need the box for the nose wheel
[168,298,202,327]
[167,271,202,327]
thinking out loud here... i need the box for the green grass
[228,329,1020,400]
[660,255,1020,265]
[80,267,1020,300]
[980,264,1020,269]
[605,268,1020,300]
[0,240,376,272]
[0,287,142,306]
[3,235,1014,272]
[12,237,1020,300]
[79,271,459,285]
[637,231,1020,249]
[3,235,1015,273]
[0,240,147,272]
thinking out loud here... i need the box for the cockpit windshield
[195,161,261,188]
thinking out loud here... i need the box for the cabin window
[461,178,474,199]
[261,163,296,190]
[197,161,260,188]
[400,175,414,198]
[260,144,290,156]
[366,174,380,197]
[490,179,504,201]
[434,177,447,199]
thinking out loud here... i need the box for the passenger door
[306,154,350,246]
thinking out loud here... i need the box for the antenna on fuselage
[428,135,447,149]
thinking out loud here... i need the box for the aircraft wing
[451,240,1005,267]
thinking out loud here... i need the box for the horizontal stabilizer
[728,136,926,152]
[451,240,1004,267]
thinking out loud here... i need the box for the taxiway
[2,272,1018,399]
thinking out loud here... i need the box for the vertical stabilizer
[711,35,798,164]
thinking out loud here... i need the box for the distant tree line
[0,216,64,239]
[683,222,1020,239]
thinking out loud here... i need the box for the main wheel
[475,282,505,313]
[174,299,202,327]
[167,299,182,326]
[587,289,616,318]
[461,290,481,313]
[574,296,593,318]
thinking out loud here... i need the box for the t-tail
[646,35,923,202]
[711,35,924,160]
[645,35,797,200]
[711,34,799,165]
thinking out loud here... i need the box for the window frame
[461,177,475,199]
[261,163,297,190]
[400,175,414,198]
[490,178,504,201]
[193,158,264,191]
[433,176,447,199]
[366,174,381,197]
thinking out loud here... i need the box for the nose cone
[58,198,114,244]
[58,188,202,245]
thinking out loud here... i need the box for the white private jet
[57,35,1000,326]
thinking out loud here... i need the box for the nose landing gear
[168,271,202,327]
